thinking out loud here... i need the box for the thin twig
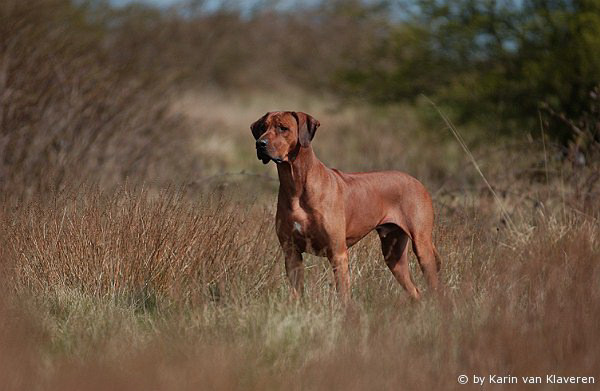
[423,95,517,231]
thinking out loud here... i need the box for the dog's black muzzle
[255,139,283,164]
[256,147,271,164]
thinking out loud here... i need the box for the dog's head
[250,111,320,164]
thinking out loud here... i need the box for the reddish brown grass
[0,183,598,390]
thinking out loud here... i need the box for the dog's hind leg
[412,232,439,292]
[377,227,420,300]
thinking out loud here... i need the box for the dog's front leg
[283,245,304,300]
[327,248,351,304]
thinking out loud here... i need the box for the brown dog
[251,111,440,301]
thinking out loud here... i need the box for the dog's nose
[256,139,268,148]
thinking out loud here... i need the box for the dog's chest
[280,206,328,255]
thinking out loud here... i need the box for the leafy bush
[338,0,600,150]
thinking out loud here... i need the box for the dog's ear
[250,112,269,140]
[292,112,320,147]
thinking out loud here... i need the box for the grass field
[1,90,599,390]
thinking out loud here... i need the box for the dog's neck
[276,145,323,201]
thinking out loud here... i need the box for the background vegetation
[0,0,598,389]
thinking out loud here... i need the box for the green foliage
[338,0,600,146]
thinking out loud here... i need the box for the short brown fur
[251,111,440,301]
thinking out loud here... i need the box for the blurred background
[1,0,598,199]
[1,2,599,389]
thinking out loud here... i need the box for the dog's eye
[279,125,289,132]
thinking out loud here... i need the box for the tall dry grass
[0,0,201,196]
[1,1,599,389]
[0,182,598,390]
[2,73,599,391]
[7,188,279,306]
